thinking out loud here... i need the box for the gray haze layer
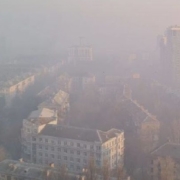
[1,0,180,58]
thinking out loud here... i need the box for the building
[0,159,76,180]
[38,90,70,124]
[68,42,93,64]
[149,143,180,180]
[21,110,124,173]
[0,75,35,107]
[0,159,130,180]
[160,26,180,87]
[122,85,160,152]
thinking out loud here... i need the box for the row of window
[37,148,101,159]
[108,138,123,148]
[32,137,101,150]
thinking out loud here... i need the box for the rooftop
[40,125,123,143]
[28,108,56,119]
[151,143,180,159]
[27,108,57,125]
[0,159,48,179]
[0,159,74,180]
[52,90,69,106]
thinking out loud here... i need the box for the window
[45,153,48,157]
[64,156,67,160]
[77,158,80,163]
[51,154,55,158]
[70,150,74,154]
[64,149,67,153]
[70,142,74,146]
[58,155,61,159]
[51,147,54,151]
[64,141,67,145]
[39,152,42,156]
[83,144,87,148]
[77,143,80,147]
[77,151,80,155]
[58,141,61,145]
[39,145,42,149]
[45,146,48,151]
[90,145,94,150]
[70,157,74,162]
[45,139,48,143]
[96,146,101,151]
[83,159,87,164]
[32,137,36,141]
[96,160,100,166]
[84,152,87,156]
[77,166,80,171]
[39,138,42,142]
[51,140,54,144]
[58,148,61,152]
[70,164,74,169]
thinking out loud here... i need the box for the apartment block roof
[40,125,123,143]
[0,160,75,180]
[151,143,180,159]
[28,108,56,119]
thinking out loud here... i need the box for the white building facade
[21,110,124,173]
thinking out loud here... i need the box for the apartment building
[0,159,76,180]
[21,109,124,173]
[160,26,180,87]
[149,143,180,180]
[1,75,35,106]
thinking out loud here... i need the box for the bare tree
[115,165,126,180]
[101,160,110,180]
[85,157,97,180]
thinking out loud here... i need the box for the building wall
[68,46,93,63]
[149,156,178,180]
[22,123,124,173]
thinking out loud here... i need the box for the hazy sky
[1,0,180,57]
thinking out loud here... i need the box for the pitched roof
[98,129,123,143]
[40,125,123,143]
[151,143,180,159]
[0,160,47,179]
[28,108,56,119]
[0,160,75,180]
[52,90,69,106]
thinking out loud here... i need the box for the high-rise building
[68,38,93,64]
[160,26,180,87]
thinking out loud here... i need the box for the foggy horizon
[1,1,180,180]
[1,0,180,58]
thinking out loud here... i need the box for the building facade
[149,143,180,180]
[160,26,180,87]
[21,110,124,173]
[0,159,76,180]
[68,45,93,64]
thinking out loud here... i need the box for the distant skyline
[1,0,180,58]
